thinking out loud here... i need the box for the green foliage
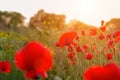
[0,26,120,80]
[0,11,25,31]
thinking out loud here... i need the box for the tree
[29,9,66,29]
[0,11,25,31]
[106,18,120,32]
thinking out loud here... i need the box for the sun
[68,0,96,25]
[64,0,96,25]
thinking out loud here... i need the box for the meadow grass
[0,28,120,80]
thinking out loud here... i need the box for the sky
[0,0,120,27]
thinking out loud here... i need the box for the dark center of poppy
[1,67,6,71]
[33,75,40,80]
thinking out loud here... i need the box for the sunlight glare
[69,0,97,26]
[82,0,94,13]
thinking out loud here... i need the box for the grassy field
[0,27,120,80]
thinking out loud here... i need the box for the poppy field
[0,21,120,80]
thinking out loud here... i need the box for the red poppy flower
[106,34,112,39]
[55,31,79,48]
[100,20,105,31]
[84,63,120,80]
[82,44,89,52]
[90,28,97,36]
[101,20,104,26]
[115,37,120,43]
[15,41,53,79]
[106,53,113,60]
[75,46,83,52]
[98,33,105,40]
[67,52,75,59]
[67,52,76,65]
[67,45,73,52]
[100,26,106,32]
[81,30,86,36]
[107,40,114,46]
[85,52,93,60]
[0,61,11,73]
[113,30,120,38]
